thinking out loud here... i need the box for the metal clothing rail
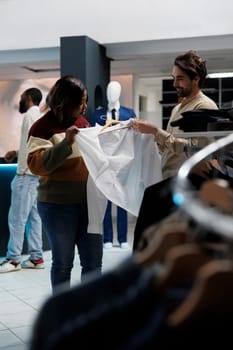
[172,133,233,240]
[173,130,233,138]
[174,130,233,154]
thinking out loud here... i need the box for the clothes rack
[172,132,233,239]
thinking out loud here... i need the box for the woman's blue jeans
[37,201,103,292]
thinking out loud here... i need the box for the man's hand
[4,150,17,163]
[132,119,158,135]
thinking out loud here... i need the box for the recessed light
[208,72,233,78]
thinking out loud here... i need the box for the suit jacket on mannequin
[91,81,136,126]
[91,81,136,247]
[91,105,136,125]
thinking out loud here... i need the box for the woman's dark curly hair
[46,75,86,122]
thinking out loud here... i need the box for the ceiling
[0,34,233,82]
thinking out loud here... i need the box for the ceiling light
[208,72,233,78]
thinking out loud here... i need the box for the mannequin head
[107,81,121,104]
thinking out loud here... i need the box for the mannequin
[107,81,121,118]
[91,80,136,126]
[91,81,136,249]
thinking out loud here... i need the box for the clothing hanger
[167,259,233,327]
[166,134,233,327]
[155,243,211,290]
[100,119,120,132]
[173,132,233,240]
[99,119,133,134]
[198,178,233,214]
[136,221,189,268]
[138,135,233,284]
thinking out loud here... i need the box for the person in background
[91,81,136,250]
[0,88,44,273]
[132,50,218,251]
[27,75,102,294]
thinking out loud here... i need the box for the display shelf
[173,130,233,138]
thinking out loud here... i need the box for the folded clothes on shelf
[171,108,233,131]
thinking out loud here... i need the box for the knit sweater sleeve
[27,136,73,175]
[155,127,188,154]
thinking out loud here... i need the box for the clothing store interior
[0,1,233,349]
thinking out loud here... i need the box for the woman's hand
[65,126,79,145]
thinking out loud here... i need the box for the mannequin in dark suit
[91,81,136,249]
[91,81,136,126]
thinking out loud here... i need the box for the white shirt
[17,106,41,175]
[75,120,162,217]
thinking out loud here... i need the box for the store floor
[0,217,136,349]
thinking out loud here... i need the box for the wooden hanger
[136,222,189,268]
[99,119,134,134]
[99,119,120,132]
[198,178,233,214]
[167,259,233,327]
[155,243,211,290]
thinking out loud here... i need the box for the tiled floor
[0,218,136,350]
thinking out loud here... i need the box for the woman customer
[27,75,103,293]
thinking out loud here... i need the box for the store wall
[136,77,164,127]
[110,74,163,127]
[1,1,233,135]
[0,78,57,156]
[1,0,233,51]
[110,75,134,108]
[0,74,164,157]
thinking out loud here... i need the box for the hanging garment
[75,121,162,217]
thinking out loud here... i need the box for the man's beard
[19,101,27,113]
[176,87,191,98]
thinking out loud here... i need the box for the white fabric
[86,175,108,233]
[18,106,41,175]
[75,120,162,220]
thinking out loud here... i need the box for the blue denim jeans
[37,201,103,292]
[103,201,128,244]
[7,174,43,262]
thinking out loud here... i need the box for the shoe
[22,258,45,269]
[0,259,21,273]
[120,242,130,250]
[103,242,113,249]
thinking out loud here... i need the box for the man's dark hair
[24,88,43,105]
[174,50,207,88]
